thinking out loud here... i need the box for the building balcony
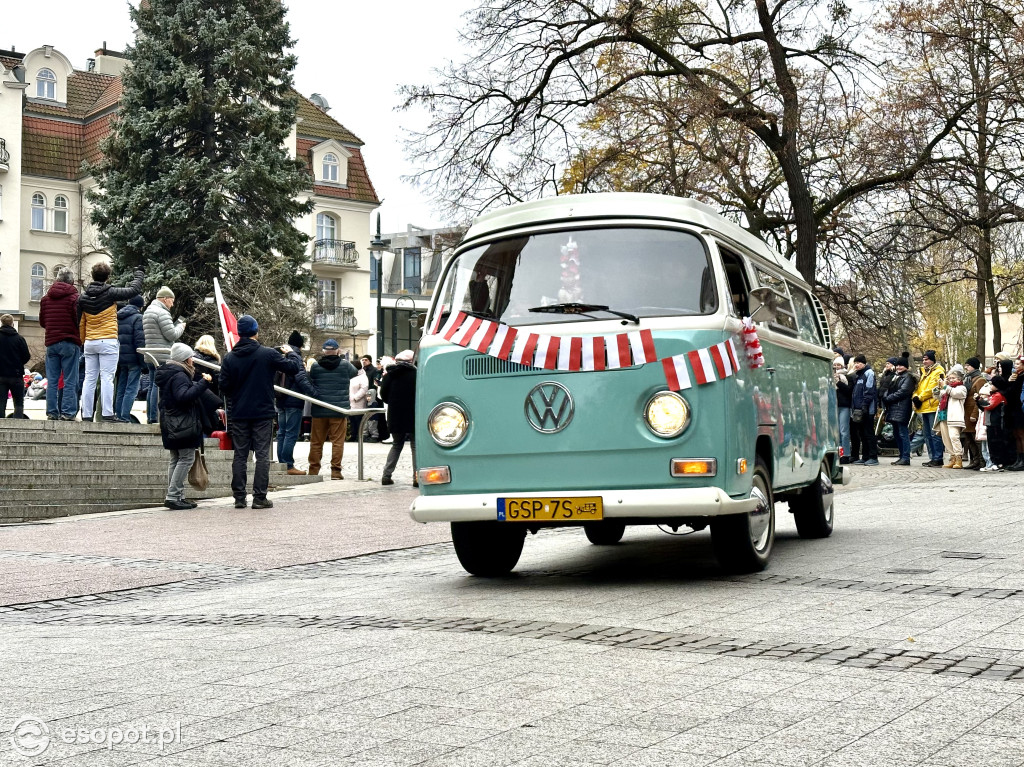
[0,138,9,172]
[311,239,359,268]
[314,306,357,332]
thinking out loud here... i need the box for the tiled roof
[22,117,84,179]
[295,139,379,205]
[1,54,24,71]
[25,70,121,120]
[295,96,362,145]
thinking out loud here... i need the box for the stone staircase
[0,420,322,523]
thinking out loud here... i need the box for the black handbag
[851,408,865,423]
[163,407,201,443]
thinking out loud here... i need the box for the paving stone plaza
[3,463,1024,766]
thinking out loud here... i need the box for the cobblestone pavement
[4,463,1024,765]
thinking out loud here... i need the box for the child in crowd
[936,370,967,468]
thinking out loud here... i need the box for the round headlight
[428,402,469,446]
[644,392,690,438]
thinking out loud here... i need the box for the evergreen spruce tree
[90,0,315,330]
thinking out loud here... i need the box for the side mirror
[749,286,787,323]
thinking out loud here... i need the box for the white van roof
[462,192,804,283]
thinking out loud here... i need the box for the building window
[31,193,46,230]
[53,195,69,233]
[322,153,339,183]
[403,247,422,294]
[31,263,46,301]
[316,212,336,241]
[36,68,57,100]
[317,278,337,309]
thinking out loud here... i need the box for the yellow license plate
[497,497,603,522]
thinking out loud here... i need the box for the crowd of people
[834,346,1024,471]
[0,262,418,508]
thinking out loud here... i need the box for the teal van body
[411,193,847,575]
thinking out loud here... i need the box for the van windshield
[434,227,717,327]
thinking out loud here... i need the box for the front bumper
[410,486,759,524]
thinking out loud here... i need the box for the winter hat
[896,358,910,369]
[965,357,981,370]
[287,330,304,348]
[923,349,937,362]
[950,363,965,376]
[991,375,1009,392]
[833,355,845,367]
[169,343,193,363]
[237,315,258,337]
[156,286,175,299]
[321,338,339,350]
[853,354,867,364]
[886,357,899,367]
[0,314,12,326]
[396,349,415,362]
[129,294,144,309]
[995,351,1014,362]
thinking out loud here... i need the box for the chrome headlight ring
[428,402,470,447]
[643,391,691,438]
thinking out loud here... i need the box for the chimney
[93,44,127,76]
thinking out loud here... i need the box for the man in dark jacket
[882,358,916,466]
[850,355,879,465]
[77,262,145,421]
[380,349,418,486]
[276,330,314,475]
[114,294,146,422]
[0,315,31,419]
[307,339,358,480]
[219,315,302,509]
[39,268,82,420]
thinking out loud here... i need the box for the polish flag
[556,337,584,371]
[441,311,467,341]
[213,278,239,351]
[628,329,657,364]
[469,320,499,354]
[510,332,539,366]
[726,339,741,371]
[688,348,716,385]
[709,342,733,379]
[451,316,483,347]
[582,337,606,371]
[662,354,693,392]
[490,324,518,360]
[606,334,632,369]
[535,335,561,369]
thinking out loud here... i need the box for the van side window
[788,284,825,345]
[719,248,750,317]
[753,267,798,335]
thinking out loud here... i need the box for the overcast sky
[4,0,476,241]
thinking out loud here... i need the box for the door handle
[766,367,776,377]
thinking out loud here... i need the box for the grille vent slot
[463,355,548,378]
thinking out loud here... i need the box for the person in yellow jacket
[911,349,946,467]
[77,262,145,421]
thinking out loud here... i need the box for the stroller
[876,411,924,457]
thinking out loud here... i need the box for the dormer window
[322,153,340,183]
[36,68,57,100]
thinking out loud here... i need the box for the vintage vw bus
[411,193,848,575]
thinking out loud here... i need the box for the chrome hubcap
[820,469,834,525]
[749,481,772,552]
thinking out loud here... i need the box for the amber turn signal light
[418,467,451,485]
[737,458,748,475]
[670,459,717,478]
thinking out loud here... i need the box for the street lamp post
[394,295,416,354]
[367,213,391,359]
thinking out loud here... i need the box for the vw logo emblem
[525,382,574,433]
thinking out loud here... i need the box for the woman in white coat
[348,365,369,441]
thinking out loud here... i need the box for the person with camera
[912,350,946,467]
[882,357,916,466]
[849,355,878,465]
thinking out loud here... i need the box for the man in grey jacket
[142,286,186,423]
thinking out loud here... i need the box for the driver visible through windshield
[434,227,718,328]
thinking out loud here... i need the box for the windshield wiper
[528,302,640,324]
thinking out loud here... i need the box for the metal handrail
[140,348,385,482]
[312,239,359,266]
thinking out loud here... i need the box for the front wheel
[789,462,835,539]
[711,457,775,573]
[584,521,626,545]
[450,522,526,576]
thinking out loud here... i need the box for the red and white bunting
[708,341,733,379]
[510,332,539,366]
[490,324,518,360]
[535,335,561,370]
[607,334,632,369]
[451,316,483,347]
[441,311,468,341]
[662,354,693,392]
[582,337,606,371]
[469,320,499,354]
[428,305,447,335]
[742,317,766,369]
[629,329,658,365]
[688,348,717,385]
[726,339,741,371]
